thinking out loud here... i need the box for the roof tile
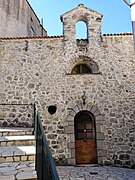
[103,33,132,36]
[0,33,132,41]
[0,36,63,40]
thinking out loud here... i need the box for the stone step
[0,161,37,180]
[0,135,35,146]
[0,145,35,163]
[0,127,33,136]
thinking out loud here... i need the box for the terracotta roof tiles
[0,36,63,40]
[0,33,132,41]
[103,33,132,36]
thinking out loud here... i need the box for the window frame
[71,64,92,75]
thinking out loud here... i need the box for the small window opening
[76,21,88,40]
[71,64,92,74]
[96,17,102,22]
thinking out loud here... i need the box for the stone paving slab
[0,163,135,180]
[0,135,35,146]
[0,128,33,136]
[0,161,37,180]
[0,127,33,132]
[0,145,35,157]
[0,135,34,141]
[57,165,135,180]
[0,145,35,163]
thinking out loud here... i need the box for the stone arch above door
[65,103,106,165]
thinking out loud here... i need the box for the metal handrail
[34,103,59,180]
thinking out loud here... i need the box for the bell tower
[61,4,103,44]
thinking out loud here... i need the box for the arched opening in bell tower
[76,21,88,40]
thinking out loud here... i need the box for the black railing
[34,103,59,180]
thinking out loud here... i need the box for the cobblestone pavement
[57,165,135,180]
[0,163,135,180]
[0,161,36,180]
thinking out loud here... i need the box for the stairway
[0,127,37,180]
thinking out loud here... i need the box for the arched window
[76,21,88,40]
[71,64,92,74]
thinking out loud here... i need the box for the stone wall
[0,4,134,168]
[0,33,134,167]
[0,104,33,127]
[0,0,47,38]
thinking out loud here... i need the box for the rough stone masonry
[0,0,47,37]
[0,4,135,168]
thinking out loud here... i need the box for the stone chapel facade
[0,4,135,168]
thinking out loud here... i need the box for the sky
[28,0,132,36]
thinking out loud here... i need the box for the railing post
[36,115,43,179]
[33,102,37,171]
[33,103,36,135]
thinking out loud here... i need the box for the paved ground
[57,165,135,180]
[0,161,36,180]
[0,163,135,180]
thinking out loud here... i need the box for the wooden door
[75,111,97,164]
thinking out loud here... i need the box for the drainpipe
[123,0,135,50]
[131,0,135,50]
[41,18,44,37]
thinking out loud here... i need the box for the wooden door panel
[76,140,97,164]
[74,111,97,164]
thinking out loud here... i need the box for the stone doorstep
[0,128,37,179]
[0,154,35,163]
[0,145,35,163]
[0,127,33,136]
[0,135,35,146]
[0,145,36,156]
